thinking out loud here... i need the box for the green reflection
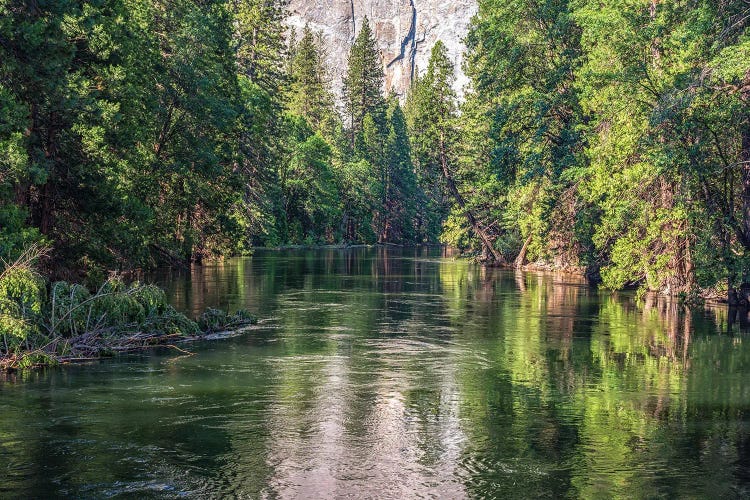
[1,248,749,498]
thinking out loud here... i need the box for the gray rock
[286,0,477,102]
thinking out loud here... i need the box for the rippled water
[3,247,750,498]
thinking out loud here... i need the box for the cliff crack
[387,0,417,75]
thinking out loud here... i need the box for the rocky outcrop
[286,0,477,101]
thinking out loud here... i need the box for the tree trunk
[39,173,52,235]
[740,75,750,289]
[515,236,532,269]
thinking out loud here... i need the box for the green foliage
[48,282,92,338]
[0,0,435,275]
[233,0,290,248]
[338,159,379,243]
[406,41,503,258]
[287,25,336,133]
[381,100,420,243]
[280,21,425,246]
[234,0,288,93]
[343,17,386,148]
[0,0,248,271]
[0,247,257,368]
[280,116,341,244]
[0,265,45,346]
[198,308,255,333]
[449,0,750,291]
[47,278,202,338]
[405,42,456,245]
[0,206,42,263]
[570,0,750,292]
[458,0,588,266]
[3,0,745,297]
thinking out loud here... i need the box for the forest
[4,1,750,492]
[0,0,749,299]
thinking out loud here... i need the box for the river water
[2,248,750,498]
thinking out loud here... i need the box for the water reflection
[2,248,750,498]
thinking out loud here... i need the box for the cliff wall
[286,0,477,100]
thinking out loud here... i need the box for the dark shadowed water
[2,247,750,498]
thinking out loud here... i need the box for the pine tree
[408,41,503,262]
[342,17,386,150]
[361,112,387,239]
[287,25,335,133]
[234,0,288,93]
[232,0,290,246]
[383,99,419,243]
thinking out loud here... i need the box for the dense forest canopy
[0,0,749,298]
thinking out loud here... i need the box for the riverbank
[259,245,733,305]
[0,317,257,372]
[522,260,729,305]
[263,242,446,251]
[0,246,255,371]
[1,305,256,372]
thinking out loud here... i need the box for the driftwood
[0,330,197,370]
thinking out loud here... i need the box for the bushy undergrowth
[0,247,46,355]
[47,280,200,338]
[0,247,255,369]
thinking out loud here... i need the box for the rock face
[285,0,477,101]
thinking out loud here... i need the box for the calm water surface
[2,248,750,498]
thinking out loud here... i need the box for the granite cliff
[285,0,478,100]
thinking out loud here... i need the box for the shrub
[0,259,46,352]
[49,278,200,338]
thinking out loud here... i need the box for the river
[2,247,750,498]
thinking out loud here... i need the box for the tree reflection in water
[2,248,749,498]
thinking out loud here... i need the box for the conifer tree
[287,25,335,133]
[342,17,386,149]
[408,41,503,262]
[234,0,288,93]
[232,0,290,246]
[383,100,419,243]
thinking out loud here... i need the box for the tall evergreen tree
[287,25,335,133]
[232,0,289,246]
[408,41,503,262]
[342,17,386,150]
[382,99,419,243]
[233,0,288,93]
